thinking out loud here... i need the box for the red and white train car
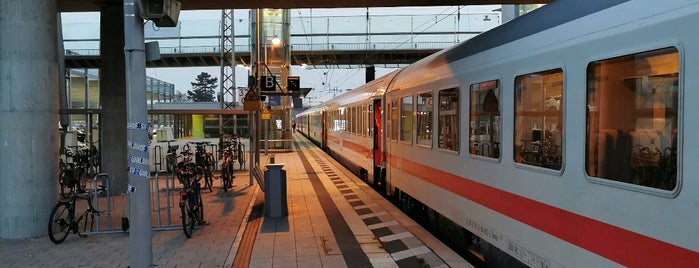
[298,0,699,266]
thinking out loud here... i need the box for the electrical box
[140,0,181,27]
[156,127,174,142]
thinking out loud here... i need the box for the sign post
[124,1,151,267]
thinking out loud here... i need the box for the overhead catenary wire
[332,6,466,89]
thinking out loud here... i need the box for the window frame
[399,94,414,144]
[584,46,682,197]
[389,97,399,142]
[468,79,502,161]
[437,87,460,153]
[512,68,565,175]
[415,89,434,148]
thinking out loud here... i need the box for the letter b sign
[261,76,276,91]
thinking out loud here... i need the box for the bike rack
[206,143,219,171]
[92,173,112,233]
[153,145,164,173]
[152,170,179,231]
[237,143,248,170]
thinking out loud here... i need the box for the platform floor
[0,134,470,268]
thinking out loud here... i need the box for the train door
[372,99,385,189]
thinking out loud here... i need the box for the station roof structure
[59,0,551,12]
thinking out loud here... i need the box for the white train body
[297,0,699,266]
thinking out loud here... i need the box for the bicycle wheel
[221,163,230,192]
[197,188,205,224]
[182,201,194,238]
[48,202,71,244]
[59,164,78,199]
[59,175,73,199]
[204,169,213,192]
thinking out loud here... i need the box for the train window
[362,105,368,136]
[390,98,399,141]
[514,69,564,170]
[351,107,357,134]
[330,110,335,132]
[416,91,433,147]
[335,108,346,132]
[586,47,678,191]
[347,108,352,133]
[400,96,414,142]
[355,106,360,135]
[438,88,459,151]
[470,80,501,159]
[356,106,361,135]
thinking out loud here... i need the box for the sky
[61,5,501,106]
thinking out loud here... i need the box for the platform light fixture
[271,35,281,46]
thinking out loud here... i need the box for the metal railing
[64,40,460,57]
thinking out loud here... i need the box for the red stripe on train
[327,134,371,157]
[389,155,698,267]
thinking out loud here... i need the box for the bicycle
[48,184,104,244]
[220,141,236,192]
[191,141,214,192]
[58,146,91,198]
[176,161,205,238]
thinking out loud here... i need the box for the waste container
[264,163,287,217]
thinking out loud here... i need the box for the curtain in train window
[438,88,459,151]
[514,69,564,170]
[586,47,678,191]
[416,91,433,146]
[390,98,399,140]
[470,80,501,159]
[400,95,413,142]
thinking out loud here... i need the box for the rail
[64,41,457,57]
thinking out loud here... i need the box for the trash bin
[264,163,287,218]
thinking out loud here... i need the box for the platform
[0,134,470,268]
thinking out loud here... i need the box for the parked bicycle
[48,183,105,244]
[58,146,92,198]
[190,141,214,192]
[165,143,180,175]
[176,161,205,238]
[220,141,236,192]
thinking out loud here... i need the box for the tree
[173,90,191,102]
[187,72,218,102]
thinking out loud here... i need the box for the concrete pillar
[100,3,128,193]
[0,0,59,239]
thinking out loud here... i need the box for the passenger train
[296,0,699,266]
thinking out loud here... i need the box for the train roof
[324,69,402,108]
[441,0,630,63]
[386,0,631,93]
[301,0,634,108]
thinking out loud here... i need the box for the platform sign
[268,95,281,107]
[287,76,300,92]
[260,75,277,91]
[243,89,262,111]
